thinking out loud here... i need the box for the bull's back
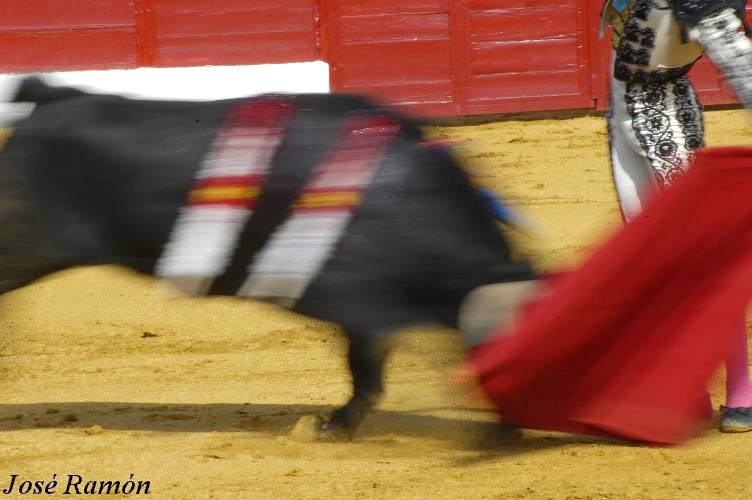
[1,80,410,279]
[2,80,248,275]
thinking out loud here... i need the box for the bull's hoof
[289,415,324,442]
[288,415,353,443]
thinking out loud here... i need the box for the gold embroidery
[609,4,634,49]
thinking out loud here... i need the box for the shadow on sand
[0,401,630,460]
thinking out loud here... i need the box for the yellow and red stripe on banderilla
[188,177,364,212]
[188,175,263,209]
[294,188,363,212]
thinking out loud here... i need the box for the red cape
[471,147,752,444]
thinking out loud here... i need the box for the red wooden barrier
[0,0,139,72]
[138,0,319,67]
[0,0,319,73]
[319,0,456,116]
[0,0,745,116]
[321,0,597,116]
[461,0,595,115]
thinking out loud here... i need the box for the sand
[0,109,751,499]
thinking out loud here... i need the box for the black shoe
[719,405,752,433]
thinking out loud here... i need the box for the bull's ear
[12,76,87,104]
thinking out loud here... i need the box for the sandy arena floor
[0,109,751,499]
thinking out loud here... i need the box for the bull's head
[458,280,539,347]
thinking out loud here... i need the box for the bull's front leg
[292,331,390,442]
[322,333,390,439]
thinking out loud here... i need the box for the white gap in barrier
[0,61,330,123]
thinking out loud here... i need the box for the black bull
[0,77,534,440]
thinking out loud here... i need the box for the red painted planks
[689,57,728,94]
[326,0,599,115]
[0,0,139,72]
[339,13,449,43]
[462,0,591,114]
[155,0,305,11]
[133,0,158,66]
[339,80,453,106]
[339,58,451,87]
[337,1,450,16]
[0,0,134,30]
[155,31,317,66]
[472,38,580,75]
[338,38,451,63]
[150,0,318,64]
[153,6,316,37]
[2,0,744,116]
[469,70,586,101]
[0,29,138,73]
[469,7,579,42]
[468,0,573,10]
[465,94,593,114]
[325,2,456,110]
[688,57,736,106]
